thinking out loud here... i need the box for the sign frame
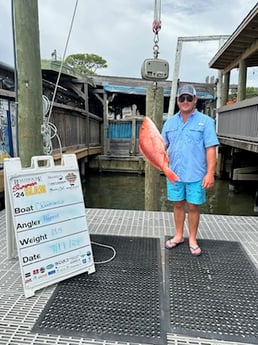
[4,154,95,298]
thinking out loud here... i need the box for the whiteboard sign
[4,154,95,298]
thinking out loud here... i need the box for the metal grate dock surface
[0,208,258,345]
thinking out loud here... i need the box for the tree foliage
[65,53,108,75]
[246,86,258,98]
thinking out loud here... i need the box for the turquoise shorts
[167,180,206,205]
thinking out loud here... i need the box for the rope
[152,0,161,58]
[152,0,161,34]
[42,0,79,155]
[47,0,79,122]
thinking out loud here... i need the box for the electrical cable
[91,241,117,265]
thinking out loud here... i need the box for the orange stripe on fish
[139,116,180,184]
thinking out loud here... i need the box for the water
[82,172,258,216]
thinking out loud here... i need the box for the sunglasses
[178,95,194,102]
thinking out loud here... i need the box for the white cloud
[0,0,257,86]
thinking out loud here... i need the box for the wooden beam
[0,89,15,98]
[66,82,85,99]
[233,166,258,180]
[52,146,102,162]
[224,39,258,73]
[13,0,44,166]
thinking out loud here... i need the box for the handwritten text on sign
[10,170,93,289]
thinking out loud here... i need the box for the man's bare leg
[165,200,185,248]
[187,203,202,255]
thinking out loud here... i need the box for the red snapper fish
[139,116,180,183]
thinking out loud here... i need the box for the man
[162,84,219,256]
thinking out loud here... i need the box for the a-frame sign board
[4,154,95,298]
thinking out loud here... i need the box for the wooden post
[12,0,43,167]
[130,117,136,155]
[238,59,247,101]
[222,71,230,106]
[145,86,164,211]
[103,93,109,155]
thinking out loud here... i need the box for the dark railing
[217,97,258,152]
[51,103,102,153]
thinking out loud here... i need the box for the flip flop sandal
[189,246,202,256]
[165,239,184,249]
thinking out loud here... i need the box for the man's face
[177,94,197,114]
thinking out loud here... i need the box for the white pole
[168,35,230,117]
[168,38,182,116]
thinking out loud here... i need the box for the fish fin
[164,167,180,184]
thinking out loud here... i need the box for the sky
[1,0,258,86]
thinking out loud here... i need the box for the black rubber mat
[165,238,258,344]
[33,235,166,345]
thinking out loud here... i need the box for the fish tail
[164,167,180,184]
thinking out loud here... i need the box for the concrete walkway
[0,208,257,345]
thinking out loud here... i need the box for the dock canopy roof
[103,84,214,100]
[209,3,258,72]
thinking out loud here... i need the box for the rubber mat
[165,238,258,344]
[33,235,166,345]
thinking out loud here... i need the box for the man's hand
[202,173,215,189]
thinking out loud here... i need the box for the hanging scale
[141,0,169,81]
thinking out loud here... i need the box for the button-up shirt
[161,110,219,182]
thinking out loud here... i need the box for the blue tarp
[197,91,214,99]
[108,122,142,139]
[103,84,214,99]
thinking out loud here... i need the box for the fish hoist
[141,0,169,81]
[4,154,95,298]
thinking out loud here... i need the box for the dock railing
[0,102,103,202]
[217,96,258,152]
[50,103,102,153]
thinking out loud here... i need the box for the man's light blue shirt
[161,110,219,182]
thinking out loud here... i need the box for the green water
[82,172,258,216]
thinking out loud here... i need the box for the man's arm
[202,146,217,189]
